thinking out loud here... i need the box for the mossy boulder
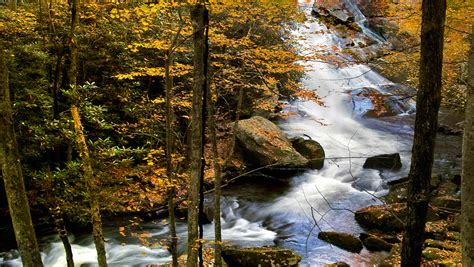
[355,204,406,232]
[424,239,458,251]
[318,232,363,253]
[235,116,308,168]
[291,137,325,169]
[221,247,301,267]
[422,247,443,260]
[362,236,393,252]
[431,196,461,210]
[363,153,402,170]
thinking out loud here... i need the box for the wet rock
[221,247,301,267]
[235,116,308,168]
[422,247,443,260]
[361,235,393,252]
[387,177,409,186]
[325,262,350,267]
[291,137,325,169]
[356,203,443,233]
[318,232,363,253]
[363,153,402,171]
[355,204,405,232]
[312,1,354,24]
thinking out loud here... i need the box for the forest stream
[0,1,463,266]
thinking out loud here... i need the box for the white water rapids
[1,1,417,266]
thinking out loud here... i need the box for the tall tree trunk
[165,53,178,267]
[208,86,222,267]
[400,0,446,266]
[462,24,474,266]
[187,3,209,267]
[68,0,107,265]
[0,51,44,267]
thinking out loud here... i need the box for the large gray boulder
[235,116,308,168]
[222,247,301,267]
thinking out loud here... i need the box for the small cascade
[343,0,386,43]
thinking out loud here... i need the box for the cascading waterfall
[0,1,416,266]
[343,0,386,43]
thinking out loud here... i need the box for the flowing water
[1,1,418,266]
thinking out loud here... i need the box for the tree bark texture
[0,51,44,267]
[208,85,222,267]
[187,4,209,267]
[462,24,474,267]
[71,106,108,267]
[400,0,446,266]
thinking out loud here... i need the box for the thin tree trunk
[400,0,446,266]
[71,106,108,267]
[187,3,209,267]
[68,0,107,265]
[462,24,474,267]
[51,206,74,267]
[165,53,178,267]
[0,51,44,267]
[208,86,222,266]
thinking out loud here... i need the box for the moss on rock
[318,232,363,253]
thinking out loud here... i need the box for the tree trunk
[187,3,209,267]
[71,106,108,267]
[0,51,44,267]
[68,0,107,265]
[165,53,178,267]
[50,206,74,267]
[400,0,446,266]
[462,24,474,266]
[208,85,222,267]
